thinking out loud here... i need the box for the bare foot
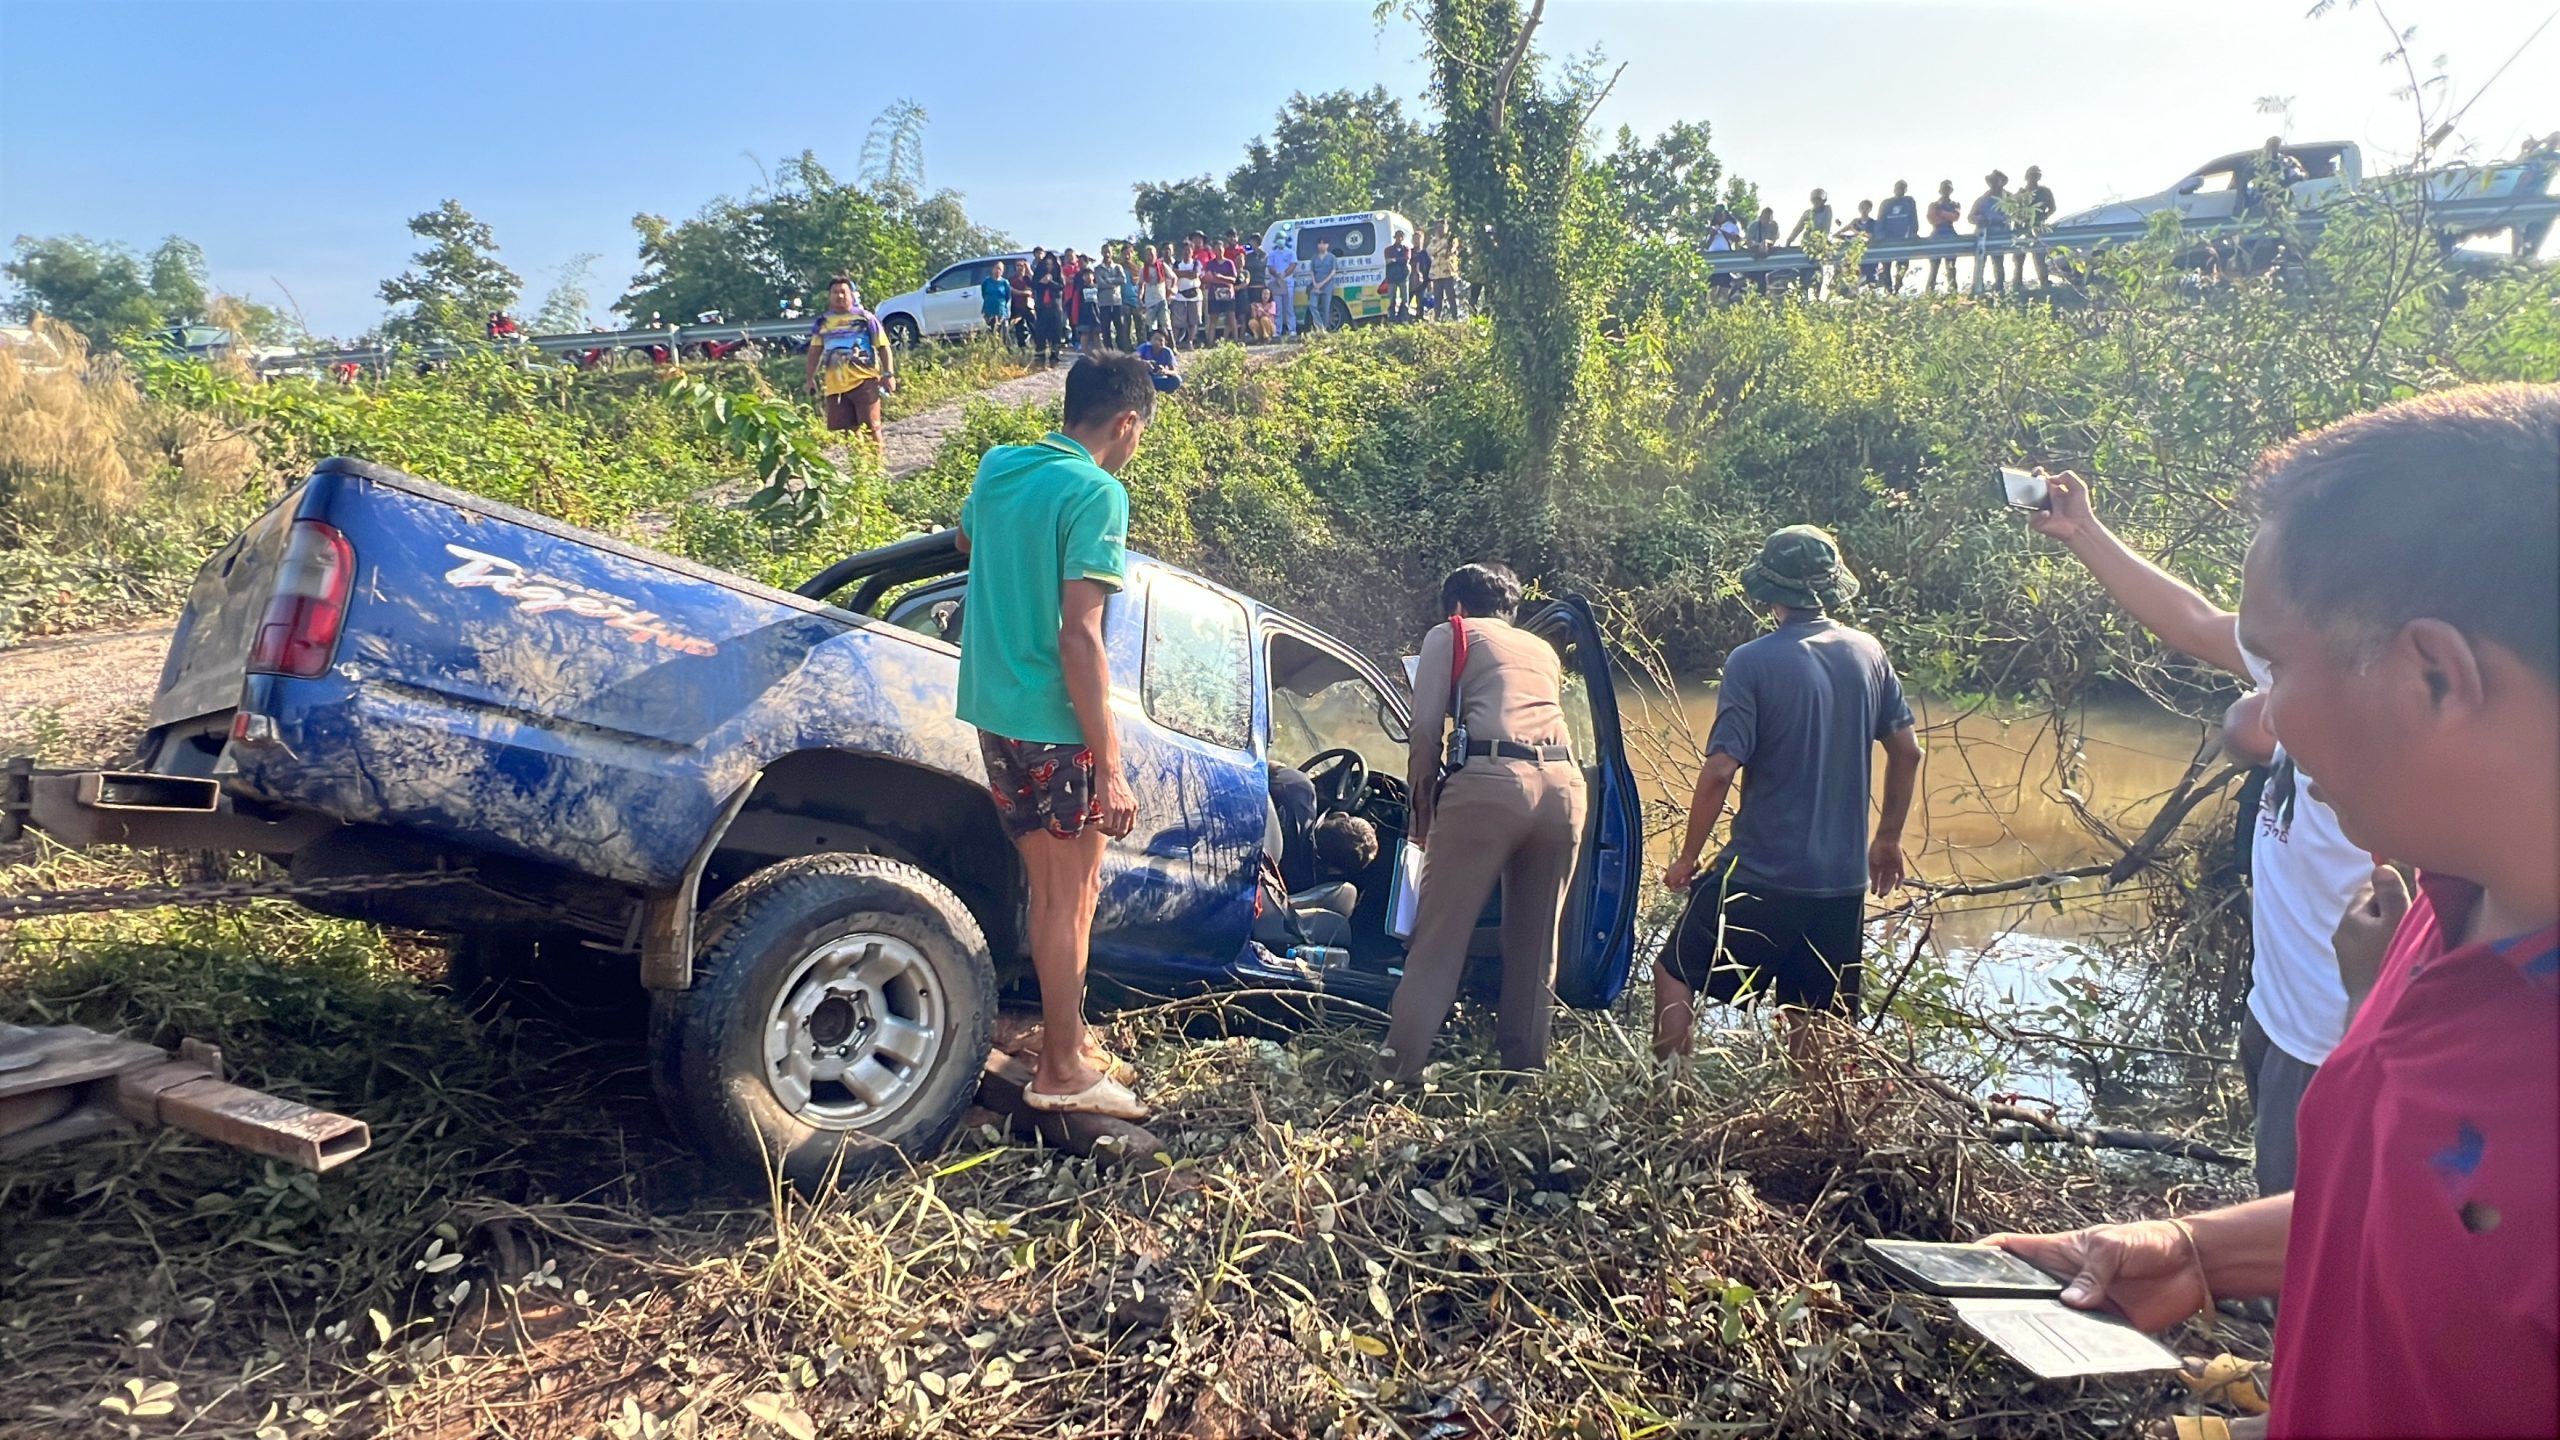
[1028,1055,1109,1099]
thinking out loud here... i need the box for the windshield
[1268,632,1404,775]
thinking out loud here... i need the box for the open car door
[1522,595,1643,1009]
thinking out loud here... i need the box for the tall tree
[618,152,926,323]
[1223,88,1446,232]
[1133,176,1233,245]
[856,102,1012,272]
[147,236,212,325]
[378,200,522,344]
[860,99,932,193]
[2,235,161,344]
[1597,120,1754,245]
[1423,0,1597,519]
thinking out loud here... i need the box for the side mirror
[1380,700,1409,745]
[2176,176,2205,196]
[1401,655,1422,685]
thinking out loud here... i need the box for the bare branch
[1488,0,1546,133]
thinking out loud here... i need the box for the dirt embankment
[878,367,1067,476]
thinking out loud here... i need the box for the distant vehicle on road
[1259,210,1417,328]
[2055,141,2556,252]
[869,252,1033,346]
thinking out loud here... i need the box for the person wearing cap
[1970,170,2014,294]
[2019,165,2057,290]
[1654,526,1922,1068]
[804,274,895,448]
[1378,563,1588,1085]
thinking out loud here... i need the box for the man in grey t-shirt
[1655,525,1923,1063]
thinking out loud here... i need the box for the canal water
[1621,682,2232,1116]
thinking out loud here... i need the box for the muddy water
[1621,682,2219,949]
[1622,683,2224,1117]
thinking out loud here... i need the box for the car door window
[931,264,985,293]
[1268,632,1403,775]
[1143,575,1251,751]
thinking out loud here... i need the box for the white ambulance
[1259,210,1418,328]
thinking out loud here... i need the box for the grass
[0,833,2264,1439]
[0,324,270,644]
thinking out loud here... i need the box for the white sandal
[1022,1074,1149,1121]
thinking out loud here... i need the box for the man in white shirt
[1265,235,1299,339]
[2025,471,2368,1194]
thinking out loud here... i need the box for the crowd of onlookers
[974,222,1468,374]
[1711,167,2062,295]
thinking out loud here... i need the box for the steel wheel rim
[760,930,944,1130]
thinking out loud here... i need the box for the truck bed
[178,458,979,892]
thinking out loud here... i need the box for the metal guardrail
[259,188,2556,371]
[266,316,822,374]
[1698,190,2559,278]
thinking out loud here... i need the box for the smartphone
[1861,1239,2069,1298]
[1999,466,2051,512]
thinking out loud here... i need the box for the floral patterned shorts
[977,732,1101,840]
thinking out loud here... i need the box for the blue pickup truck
[5,457,1641,1184]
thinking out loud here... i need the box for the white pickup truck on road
[2056,140,2556,253]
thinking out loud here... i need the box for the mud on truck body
[4,457,1643,1186]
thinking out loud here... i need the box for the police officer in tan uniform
[1379,563,1587,1083]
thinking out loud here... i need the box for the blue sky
[3,0,2550,340]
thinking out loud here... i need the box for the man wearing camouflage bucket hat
[1654,525,1923,1068]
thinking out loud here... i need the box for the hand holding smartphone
[1999,466,2052,512]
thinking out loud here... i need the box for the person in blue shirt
[1133,328,1182,392]
[1306,239,1339,332]
[980,266,1012,339]
[1876,180,1919,291]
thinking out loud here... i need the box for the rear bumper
[1,757,334,854]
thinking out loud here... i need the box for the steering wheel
[1299,748,1370,815]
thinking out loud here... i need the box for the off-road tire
[648,853,995,1190]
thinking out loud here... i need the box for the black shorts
[821,379,882,432]
[978,732,1101,840]
[1661,867,1865,1014]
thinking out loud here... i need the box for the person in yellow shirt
[802,275,896,449]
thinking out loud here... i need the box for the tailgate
[318,463,841,747]
[149,494,302,728]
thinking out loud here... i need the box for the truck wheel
[650,854,995,1190]
[884,314,921,347]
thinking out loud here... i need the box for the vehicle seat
[1256,878,1357,949]
[1260,797,1360,947]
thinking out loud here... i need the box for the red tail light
[247,520,354,678]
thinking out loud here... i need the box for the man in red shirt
[1993,383,2559,1439]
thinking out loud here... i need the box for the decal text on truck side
[442,545,719,656]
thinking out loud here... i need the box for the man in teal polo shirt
[957,351,1157,1120]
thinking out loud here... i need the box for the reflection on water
[1623,682,2240,1119]
[1622,681,2221,949]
